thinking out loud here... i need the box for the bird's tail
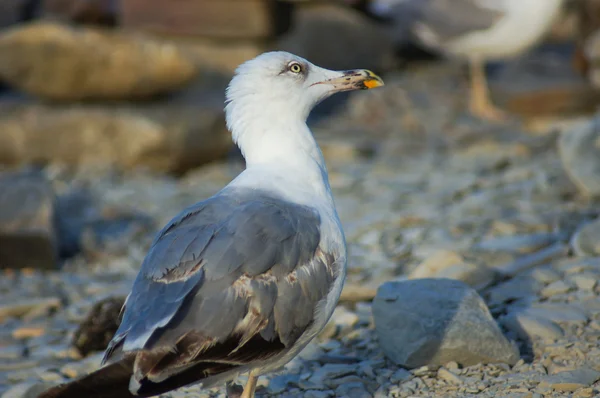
[37,357,136,398]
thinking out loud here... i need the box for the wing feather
[102,189,340,395]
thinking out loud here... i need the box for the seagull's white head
[225,52,384,163]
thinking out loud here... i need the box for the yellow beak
[312,69,385,92]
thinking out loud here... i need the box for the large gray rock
[54,187,155,259]
[0,99,232,173]
[372,278,519,368]
[558,117,600,197]
[0,170,58,270]
[0,22,197,100]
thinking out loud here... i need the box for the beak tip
[364,70,385,89]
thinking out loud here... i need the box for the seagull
[38,51,384,398]
[367,0,564,121]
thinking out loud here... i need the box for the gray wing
[102,189,340,390]
[372,0,505,46]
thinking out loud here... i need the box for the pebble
[1,382,52,398]
[571,219,600,256]
[0,346,24,360]
[437,368,463,385]
[267,374,300,395]
[297,343,325,362]
[326,375,367,389]
[486,276,540,306]
[573,387,596,398]
[445,361,459,371]
[390,368,412,383]
[307,364,358,386]
[12,327,45,340]
[570,274,598,291]
[59,352,102,379]
[540,280,572,298]
[494,243,568,277]
[335,382,373,398]
[558,117,600,197]
[501,310,564,341]
[330,306,359,337]
[528,303,588,324]
[474,233,564,253]
[538,368,600,392]
[304,390,335,398]
[409,250,496,290]
[0,298,61,321]
[527,266,561,284]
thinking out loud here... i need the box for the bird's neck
[228,110,334,205]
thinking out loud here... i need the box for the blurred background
[2,1,600,397]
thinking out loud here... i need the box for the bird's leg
[468,57,508,122]
[240,374,258,398]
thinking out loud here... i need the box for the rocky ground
[3,48,600,398]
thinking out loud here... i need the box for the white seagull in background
[39,52,384,398]
[368,0,564,121]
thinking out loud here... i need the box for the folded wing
[103,189,340,394]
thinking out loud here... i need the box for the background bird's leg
[240,374,258,398]
[468,57,507,122]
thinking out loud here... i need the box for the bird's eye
[288,62,303,74]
